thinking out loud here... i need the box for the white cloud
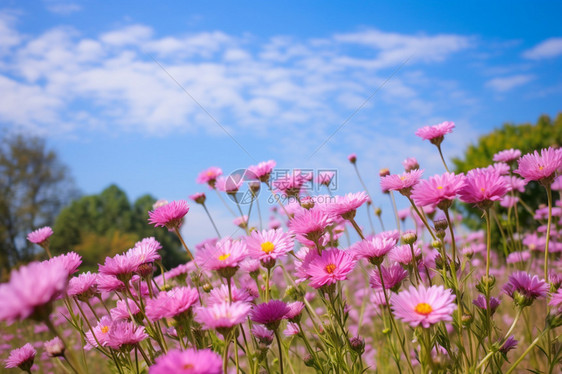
[0,12,21,56]
[523,38,562,60]
[486,74,534,92]
[43,1,82,15]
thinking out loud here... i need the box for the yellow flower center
[325,263,337,274]
[437,186,443,190]
[183,364,194,369]
[218,253,231,261]
[207,171,214,176]
[261,241,275,254]
[480,187,485,192]
[414,302,433,316]
[539,165,544,171]
[101,326,109,334]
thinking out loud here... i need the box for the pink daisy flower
[145,286,199,321]
[49,252,82,277]
[247,160,276,182]
[380,170,423,196]
[351,236,396,265]
[106,320,148,349]
[506,250,531,264]
[323,192,369,220]
[272,171,309,196]
[44,336,64,357]
[472,295,501,315]
[487,162,511,175]
[369,264,408,292]
[459,168,509,209]
[391,285,456,328]
[251,300,290,330]
[348,153,357,163]
[4,343,36,370]
[98,253,140,281]
[233,215,249,228]
[96,274,125,293]
[515,147,562,185]
[195,238,247,278]
[402,157,420,172]
[307,248,356,289]
[411,172,465,210]
[503,271,548,306]
[317,171,336,186]
[415,121,455,146]
[196,166,223,188]
[284,322,300,336]
[207,284,254,305]
[0,261,68,323]
[246,229,294,265]
[189,192,206,205]
[194,301,251,336]
[26,226,53,246]
[149,348,222,374]
[85,316,113,350]
[288,208,334,247]
[251,325,274,345]
[549,288,562,312]
[67,272,98,299]
[148,200,190,230]
[389,244,421,265]
[493,148,522,163]
[110,299,141,321]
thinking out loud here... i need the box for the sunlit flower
[415,121,455,146]
[391,285,456,328]
[148,200,190,230]
[26,226,53,246]
[515,147,562,185]
[493,148,521,163]
[411,172,465,210]
[307,248,356,289]
[149,348,222,374]
[4,343,36,370]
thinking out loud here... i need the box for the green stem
[174,227,194,261]
[544,184,553,281]
[202,203,222,238]
[484,209,493,345]
[505,329,549,374]
[389,191,401,232]
[436,144,450,172]
[274,330,285,374]
[349,218,365,240]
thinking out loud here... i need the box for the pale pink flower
[196,167,223,188]
[411,172,465,210]
[26,226,53,246]
[415,121,455,146]
[149,348,222,374]
[307,248,356,289]
[247,160,276,182]
[145,287,199,321]
[246,229,293,263]
[106,320,148,349]
[391,285,456,328]
[195,238,247,277]
[515,147,562,185]
[5,343,35,370]
[402,157,420,172]
[493,148,521,163]
[194,302,251,335]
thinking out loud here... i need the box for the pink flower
[389,244,421,265]
[26,226,53,246]
[272,170,309,196]
[44,336,64,357]
[285,301,305,322]
[251,325,274,345]
[189,192,206,205]
[85,316,113,349]
[128,237,162,268]
[351,236,395,265]
[98,253,140,281]
[503,271,548,306]
[288,208,334,247]
[505,176,527,193]
[515,147,562,185]
[207,284,254,305]
[49,252,82,277]
[317,171,336,186]
[411,172,465,210]
[415,121,455,146]
[493,148,521,163]
[381,170,423,196]
[4,343,36,370]
[459,168,509,209]
[195,238,247,277]
[251,300,290,330]
[402,157,420,172]
[247,160,276,182]
[369,264,408,292]
[391,285,456,328]
[246,229,294,265]
[196,167,223,188]
[106,320,148,349]
[348,153,357,163]
[0,261,68,323]
[149,348,222,374]
[472,295,501,315]
[145,286,199,321]
[506,250,531,264]
[194,302,251,335]
[67,272,98,298]
[284,322,300,336]
[110,299,141,321]
[549,288,562,312]
[96,274,124,293]
[307,248,356,289]
[233,215,249,228]
[148,200,190,230]
[322,192,369,220]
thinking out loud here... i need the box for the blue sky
[1,1,561,245]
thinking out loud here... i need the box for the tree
[50,184,186,271]
[0,134,77,278]
[453,112,562,241]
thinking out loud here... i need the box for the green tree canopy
[51,184,186,272]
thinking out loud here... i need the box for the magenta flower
[127,237,162,271]
[515,147,562,185]
[149,348,222,374]
[85,316,113,350]
[194,301,251,336]
[402,157,420,172]
[472,295,501,315]
[246,229,294,265]
[348,153,357,163]
[110,299,141,321]
[411,172,465,210]
[415,121,455,146]
[96,274,125,293]
[189,192,206,205]
[195,238,247,277]
[549,288,562,312]
[389,244,421,265]
[284,322,300,336]
[98,253,140,281]
[196,166,223,188]
[106,320,148,350]
[322,192,369,220]
[49,251,82,277]
[67,272,98,299]
[459,168,509,209]
[288,208,334,247]
[493,148,521,163]
[247,160,276,182]
[0,261,68,323]
[145,286,199,321]
[307,248,356,289]
[380,169,423,196]
[148,200,190,230]
[26,226,53,246]
[391,285,456,328]
[503,271,548,307]
[5,343,36,370]
[44,336,64,357]
[317,171,336,186]
[285,301,305,322]
[251,300,290,330]
[351,236,395,265]
[207,284,254,305]
[506,250,531,264]
[369,264,408,292]
[251,325,274,345]
[499,336,518,354]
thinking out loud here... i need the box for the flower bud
[402,231,417,245]
[349,336,365,354]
